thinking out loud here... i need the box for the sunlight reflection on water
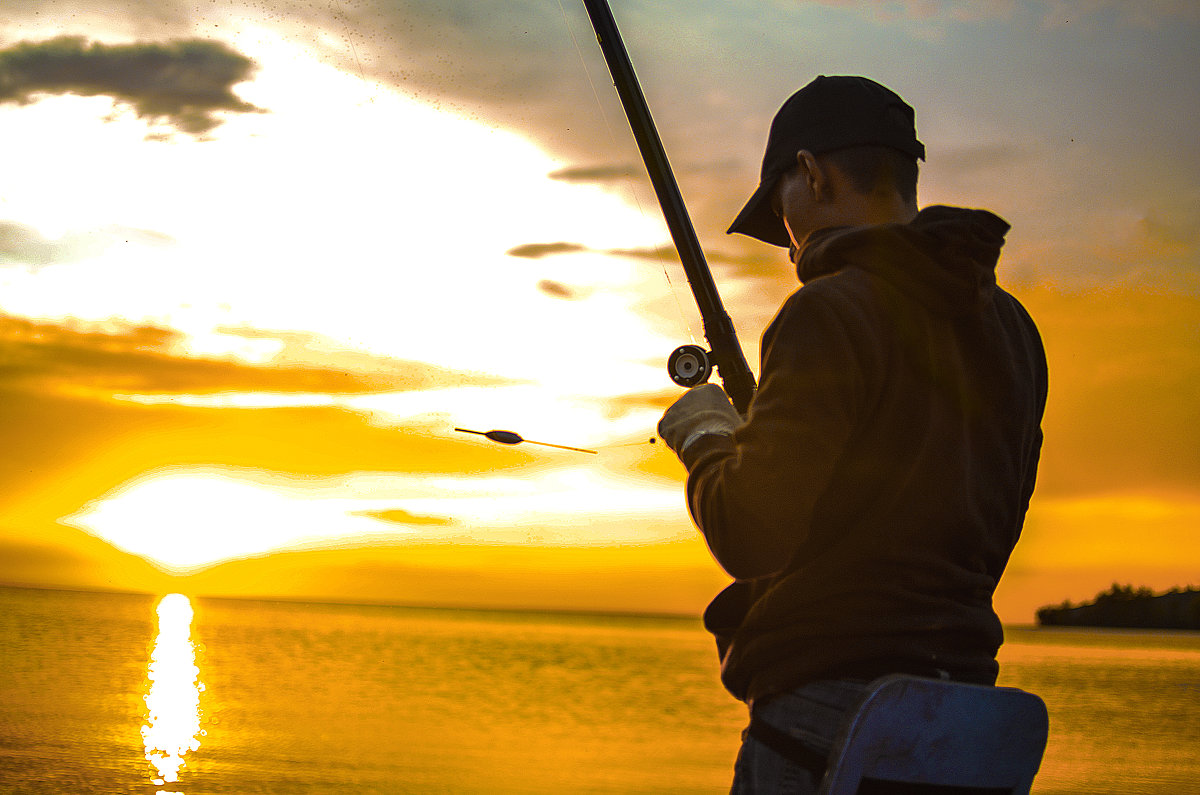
[142,593,204,790]
[1,587,1195,794]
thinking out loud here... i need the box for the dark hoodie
[683,206,1047,704]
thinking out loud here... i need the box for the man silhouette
[658,76,1048,792]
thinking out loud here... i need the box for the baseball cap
[727,76,925,247]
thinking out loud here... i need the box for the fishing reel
[667,344,713,388]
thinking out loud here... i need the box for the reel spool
[668,344,712,388]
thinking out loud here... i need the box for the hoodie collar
[795,206,1010,316]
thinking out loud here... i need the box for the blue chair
[817,675,1049,794]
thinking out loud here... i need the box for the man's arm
[683,284,869,579]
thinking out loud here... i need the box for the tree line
[1036,583,1200,630]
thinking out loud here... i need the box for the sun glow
[62,462,689,572]
[7,22,704,588]
[62,469,417,573]
[142,594,204,788]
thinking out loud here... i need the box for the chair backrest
[817,675,1049,795]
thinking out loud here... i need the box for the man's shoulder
[981,284,1042,338]
[764,268,890,351]
[991,284,1036,320]
[781,266,887,319]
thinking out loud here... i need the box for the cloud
[548,164,643,183]
[505,242,587,259]
[0,314,502,396]
[548,160,740,185]
[0,36,260,135]
[354,508,455,526]
[536,280,579,300]
[0,313,539,547]
[0,220,174,266]
[605,243,780,282]
[0,358,536,557]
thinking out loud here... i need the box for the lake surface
[1,585,1197,793]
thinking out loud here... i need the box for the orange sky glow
[1,1,1197,624]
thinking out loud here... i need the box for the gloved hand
[657,383,742,458]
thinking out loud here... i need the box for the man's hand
[658,383,742,458]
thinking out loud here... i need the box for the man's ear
[796,150,830,201]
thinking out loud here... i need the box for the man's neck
[839,190,918,227]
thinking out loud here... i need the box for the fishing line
[555,0,699,346]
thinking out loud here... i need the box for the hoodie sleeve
[685,280,871,579]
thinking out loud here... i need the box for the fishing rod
[579,0,757,415]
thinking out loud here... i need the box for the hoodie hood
[795,206,1010,316]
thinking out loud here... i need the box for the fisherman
[657,76,1048,792]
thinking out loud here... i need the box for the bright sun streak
[62,469,411,573]
[62,464,689,573]
[142,594,204,788]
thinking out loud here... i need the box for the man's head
[728,76,924,252]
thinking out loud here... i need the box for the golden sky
[0,1,1197,623]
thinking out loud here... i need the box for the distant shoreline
[1036,584,1200,630]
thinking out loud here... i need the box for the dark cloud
[0,220,174,266]
[506,242,586,259]
[0,36,260,135]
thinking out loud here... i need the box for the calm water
[1,586,1197,794]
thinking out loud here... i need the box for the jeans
[730,679,871,794]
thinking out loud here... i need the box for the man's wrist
[679,430,735,468]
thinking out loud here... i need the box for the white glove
[657,383,741,458]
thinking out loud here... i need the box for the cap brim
[727,180,792,248]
